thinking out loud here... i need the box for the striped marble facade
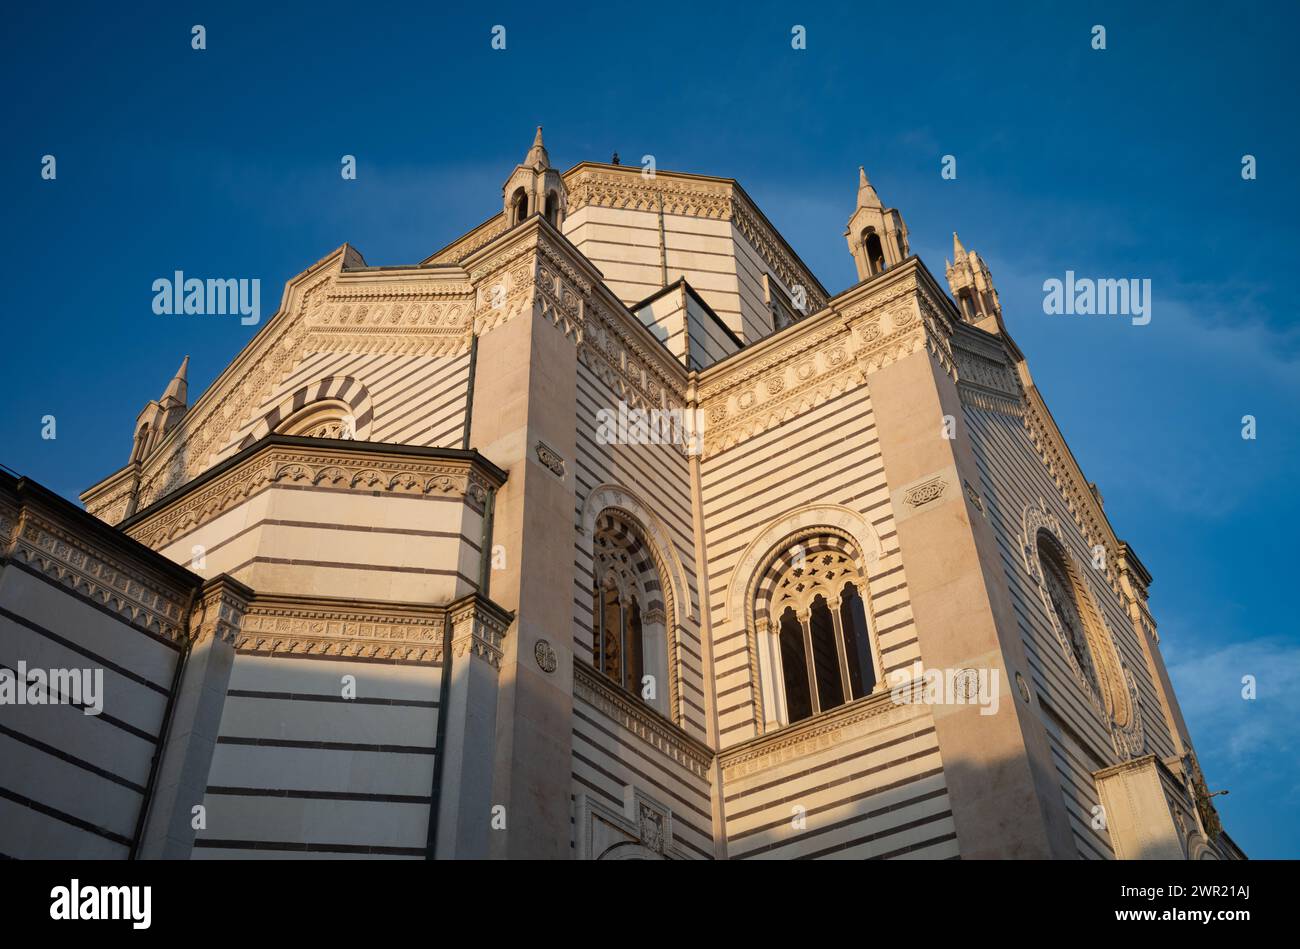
[20,139,1236,861]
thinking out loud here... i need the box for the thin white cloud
[1165,634,1300,767]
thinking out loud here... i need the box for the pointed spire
[160,355,189,408]
[525,126,550,169]
[953,231,966,260]
[856,166,881,209]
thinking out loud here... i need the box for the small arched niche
[509,187,530,226]
[862,228,886,276]
[275,398,358,440]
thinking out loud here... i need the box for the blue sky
[2,1,1296,857]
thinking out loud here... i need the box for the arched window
[778,606,813,722]
[1036,533,1099,694]
[1024,509,1144,759]
[863,229,886,276]
[839,581,875,697]
[544,191,560,227]
[756,536,883,727]
[509,187,529,226]
[590,513,670,713]
[130,423,151,463]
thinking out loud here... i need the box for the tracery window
[1037,533,1100,695]
[590,514,669,713]
[1023,507,1145,760]
[758,538,881,727]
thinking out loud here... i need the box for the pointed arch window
[544,191,560,227]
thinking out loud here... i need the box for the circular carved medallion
[534,639,557,673]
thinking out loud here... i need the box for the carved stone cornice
[1020,383,1124,598]
[81,463,141,525]
[236,593,444,663]
[566,167,734,220]
[947,317,1127,599]
[192,575,253,645]
[123,438,505,551]
[573,661,714,780]
[0,499,20,555]
[464,220,690,408]
[423,215,509,265]
[730,198,829,314]
[303,278,476,356]
[5,499,195,643]
[448,593,512,669]
[717,689,932,783]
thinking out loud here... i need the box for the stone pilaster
[434,593,511,858]
[863,269,1076,859]
[465,220,581,859]
[137,574,252,858]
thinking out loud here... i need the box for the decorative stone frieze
[695,264,956,456]
[574,661,713,781]
[124,439,503,551]
[952,327,1023,418]
[425,216,509,265]
[448,594,512,670]
[1,480,198,642]
[236,594,444,663]
[303,277,476,356]
[192,576,253,645]
[718,689,930,783]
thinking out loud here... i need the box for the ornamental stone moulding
[126,445,497,551]
[449,599,510,670]
[724,503,884,634]
[573,662,712,781]
[1020,497,1144,760]
[719,690,927,783]
[535,441,567,479]
[11,512,191,642]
